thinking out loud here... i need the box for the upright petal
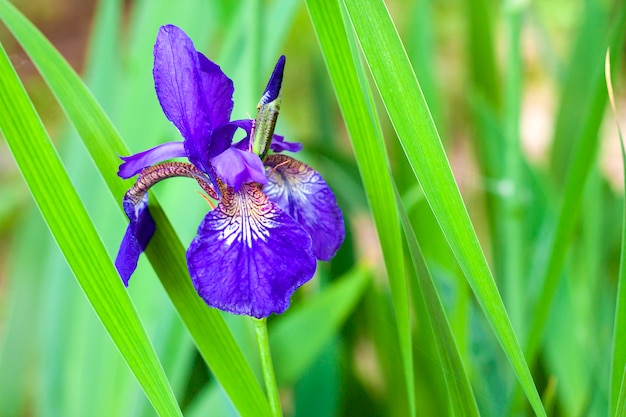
[263,154,344,260]
[115,194,156,285]
[211,147,267,190]
[118,141,186,179]
[153,25,207,160]
[187,183,317,318]
[153,25,234,172]
[196,52,234,132]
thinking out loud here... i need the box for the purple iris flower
[115,24,344,318]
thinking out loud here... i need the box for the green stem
[253,317,283,417]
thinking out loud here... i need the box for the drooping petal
[269,134,303,153]
[263,154,344,260]
[211,147,267,190]
[118,141,187,179]
[153,25,234,172]
[227,119,302,153]
[115,194,156,285]
[187,183,317,318]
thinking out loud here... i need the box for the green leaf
[0,2,271,416]
[608,45,626,417]
[524,7,626,366]
[305,1,415,415]
[0,40,182,417]
[270,265,370,385]
[339,0,545,414]
[617,367,626,417]
[395,184,480,417]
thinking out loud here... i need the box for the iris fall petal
[187,183,317,318]
[269,134,303,153]
[115,194,156,285]
[263,154,344,260]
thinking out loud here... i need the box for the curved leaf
[0,41,182,417]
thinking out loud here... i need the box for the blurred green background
[0,0,625,416]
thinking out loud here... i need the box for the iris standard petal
[211,147,267,190]
[115,194,156,285]
[154,25,209,163]
[196,52,234,133]
[118,141,187,178]
[153,25,234,172]
[187,183,317,318]
[263,154,344,260]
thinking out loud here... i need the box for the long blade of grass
[340,0,544,414]
[0,2,271,416]
[618,368,626,417]
[0,41,182,417]
[549,1,608,181]
[305,1,415,415]
[501,2,525,336]
[395,184,480,417]
[606,48,626,417]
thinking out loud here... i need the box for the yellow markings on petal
[266,158,290,179]
[264,154,317,207]
[215,183,277,248]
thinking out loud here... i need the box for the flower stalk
[253,317,283,417]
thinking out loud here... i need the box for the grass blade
[340,0,544,414]
[524,8,626,365]
[305,1,415,415]
[617,366,626,417]
[606,47,626,417]
[395,184,480,417]
[0,40,182,417]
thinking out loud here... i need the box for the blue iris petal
[187,183,316,318]
[211,147,267,191]
[263,154,344,261]
[115,194,156,285]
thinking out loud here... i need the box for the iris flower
[115,24,344,318]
